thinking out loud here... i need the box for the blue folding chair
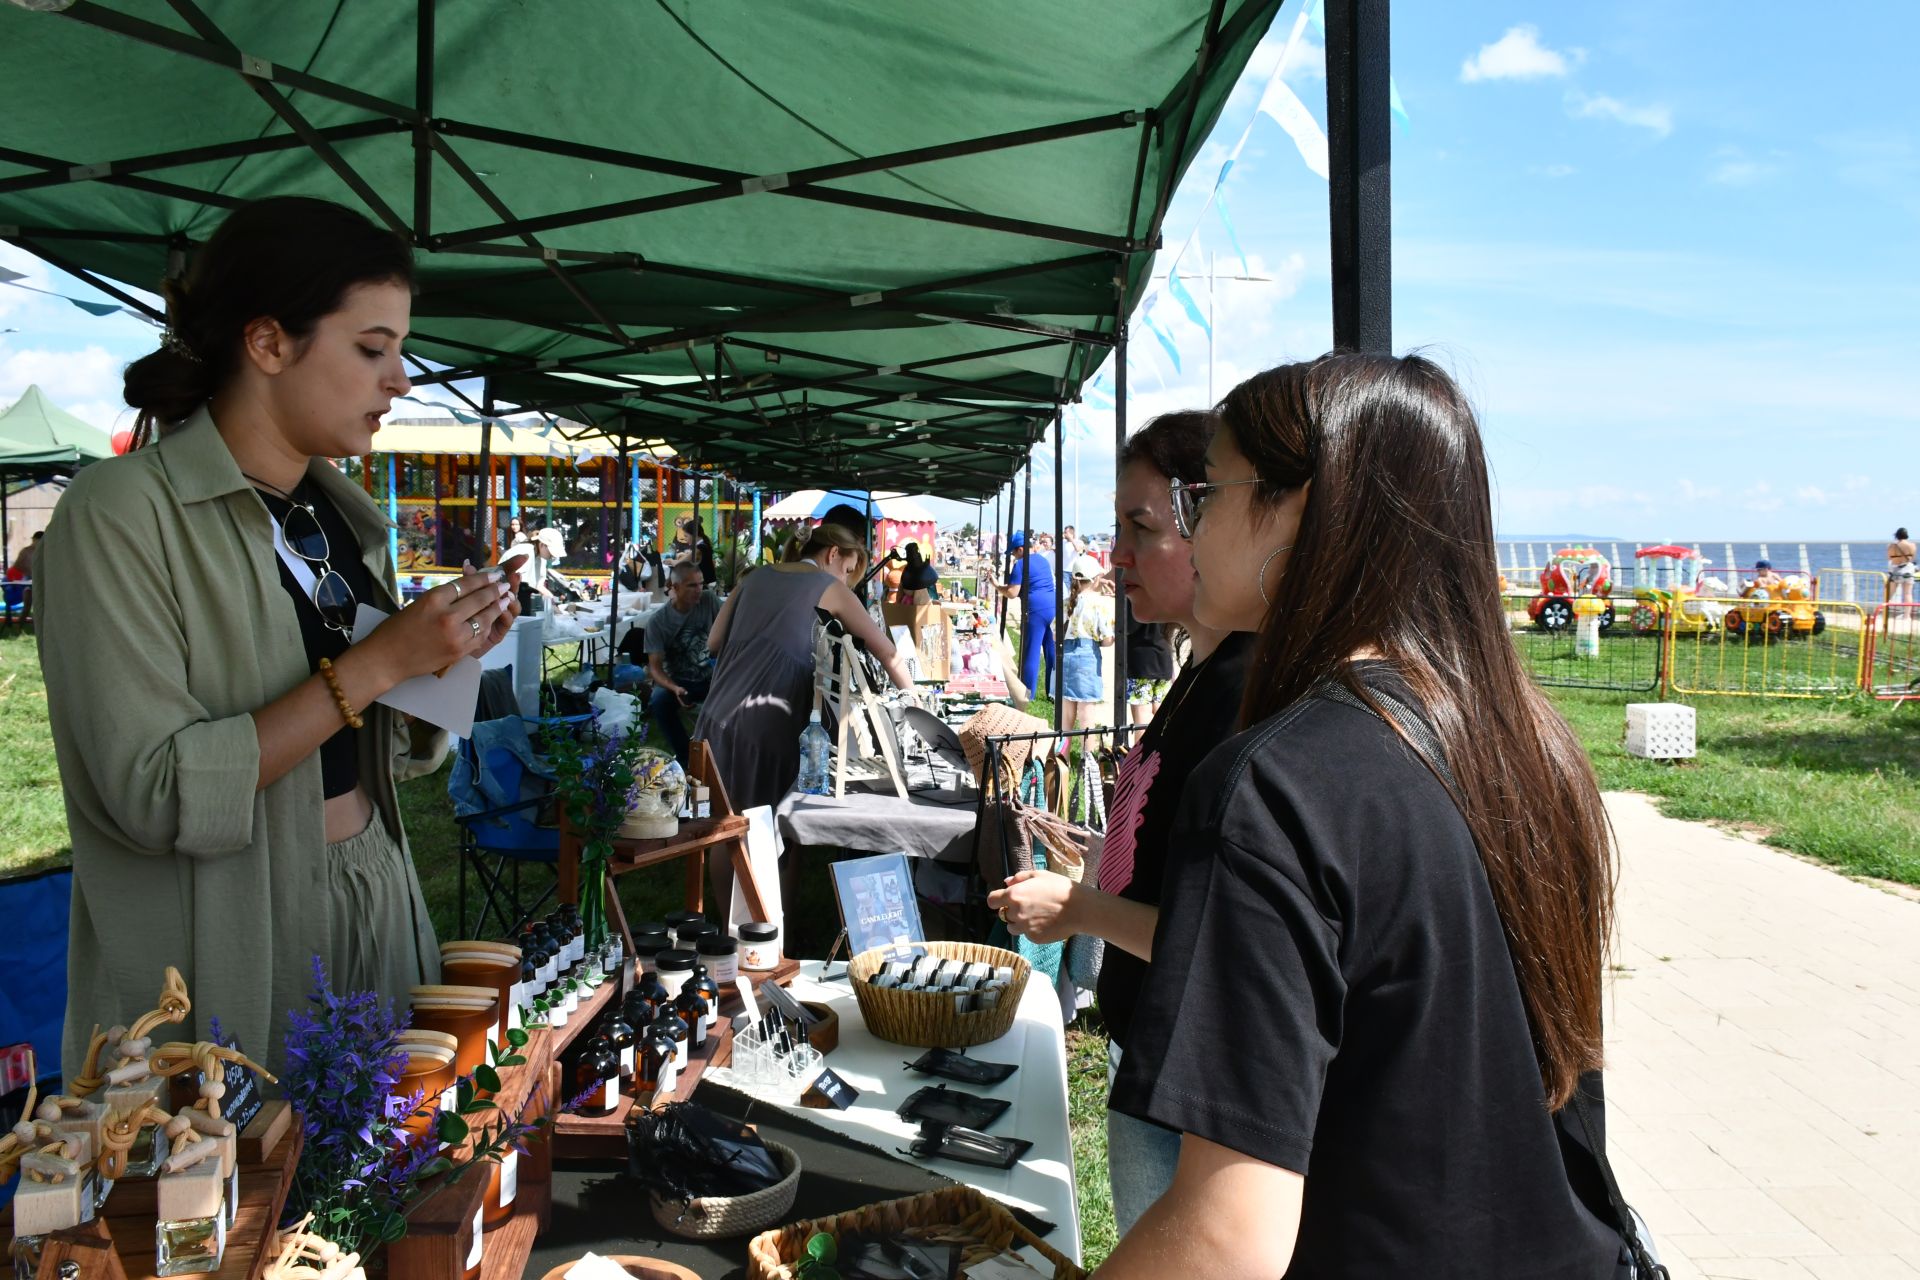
[451,714,588,938]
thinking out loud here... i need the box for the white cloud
[1708,146,1786,186]
[1460,26,1580,83]
[1794,485,1830,504]
[1567,91,1674,139]
[0,346,131,427]
[1532,163,1578,179]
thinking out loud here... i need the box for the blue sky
[5,1,1916,542]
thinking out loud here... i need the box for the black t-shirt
[1094,631,1251,1051]
[257,482,374,800]
[1109,665,1618,1277]
[1123,616,1173,681]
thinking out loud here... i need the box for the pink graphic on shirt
[1097,747,1162,896]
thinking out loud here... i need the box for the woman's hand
[360,567,516,682]
[473,554,526,654]
[987,868,1079,944]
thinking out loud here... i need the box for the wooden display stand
[4,1101,303,1280]
[550,740,798,1162]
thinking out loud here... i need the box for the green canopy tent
[0,0,1398,728]
[0,384,116,566]
[0,0,1284,493]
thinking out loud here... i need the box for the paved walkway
[1605,792,1920,1278]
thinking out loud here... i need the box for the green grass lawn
[1544,686,1920,885]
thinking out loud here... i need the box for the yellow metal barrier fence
[1864,604,1920,701]
[1664,595,1867,698]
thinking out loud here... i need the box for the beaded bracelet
[316,657,365,730]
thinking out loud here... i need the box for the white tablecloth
[710,959,1080,1263]
[542,602,659,667]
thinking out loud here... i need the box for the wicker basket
[649,1140,802,1239]
[848,941,1029,1048]
[746,1184,1084,1280]
[957,702,1050,789]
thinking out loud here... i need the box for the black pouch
[835,1233,963,1280]
[907,1122,1033,1170]
[904,1047,1018,1086]
[896,1084,1011,1130]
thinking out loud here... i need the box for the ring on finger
[470,618,482,636]
[997,906,1008,923]
[451,581,463,599]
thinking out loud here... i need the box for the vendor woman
[36,196,523,1077]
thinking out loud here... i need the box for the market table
[774,787,979,864]
[523,958,1080,1278]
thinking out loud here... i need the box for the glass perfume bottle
[154,1152,226,1276]
[688,962,721,1037]
[572,1035,621,1117]
[673,987,710,1051]
[638,1019,678,1096]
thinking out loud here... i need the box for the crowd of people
[34,193,1645,1274]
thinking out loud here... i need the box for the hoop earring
[1258,543,1293,606]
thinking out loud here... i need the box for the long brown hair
[1222,352,1613,1110]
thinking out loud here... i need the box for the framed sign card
[829,852,925,964]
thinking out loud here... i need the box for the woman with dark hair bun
[36,197,524,1075]
[1097,354,1623,1277]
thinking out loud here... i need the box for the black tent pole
[1326,0,1393,354]
[1052,408,1064,730]
[1021,452,1033,706]
[475,380,495,554]
[608,441,625,686]
[1000,480,1016,640]
[1112,315,1129,730]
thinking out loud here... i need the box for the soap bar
[105,1073,167,1118]
[20,1146,88,1185]
[157,1156,226,1221]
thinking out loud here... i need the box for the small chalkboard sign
[801,1067,859,1111]
[207,1033,264,1133]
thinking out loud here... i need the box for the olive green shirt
[37,407,433,1080]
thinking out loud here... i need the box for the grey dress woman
[694,565,836,811]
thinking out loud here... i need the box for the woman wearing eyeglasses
[1095,355,1623,1277]
[36,197,521,1077]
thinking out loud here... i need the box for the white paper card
[734,975,760,1025]
[728,804,786,937]
[965,1254,1049,1280]
[351,604,481,737]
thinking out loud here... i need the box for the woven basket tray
[745,1184,1085,1280]
[848,941,1029,1048]
[649,1140,801,1239]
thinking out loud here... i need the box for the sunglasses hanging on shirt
[247,473,357,637]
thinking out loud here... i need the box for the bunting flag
[0,266,161,326]
[1141,309,1183,374]
[1167,268,1210,335]
[1256,73,1330,180]
[1216,181,1250,275]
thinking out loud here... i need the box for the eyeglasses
[280,503,358,637]
[1168,476,1263,539]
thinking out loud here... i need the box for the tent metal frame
[3,0,1391,508]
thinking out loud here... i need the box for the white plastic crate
[1624,702,1696,760]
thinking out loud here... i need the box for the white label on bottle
[499,1149,518,1208]
[619,1045,634,1076]
[660,1056,678,1094]
[489,1018,500,1049]
[674,1036,688,1071]
[467,1204,484,1268]
[691,1020,707,1049]
[600,1077,618,1111]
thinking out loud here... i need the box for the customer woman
[1058,554,1115,734]
[695,522,913,902]
[1096,354,1621,1277]
[987,411,1247,1234]
[36,197,522,1076]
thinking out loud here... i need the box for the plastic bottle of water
[797,710,832,796]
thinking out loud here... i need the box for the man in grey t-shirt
[644,563,721,764]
